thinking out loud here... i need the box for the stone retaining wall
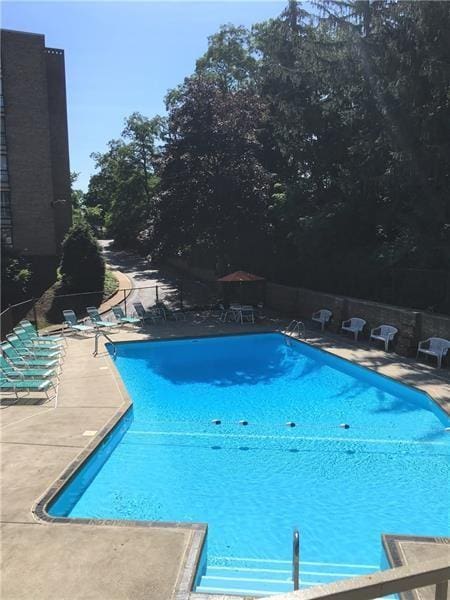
[166,258,450,359]
[266,282,450,357]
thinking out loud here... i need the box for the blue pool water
[50,333,450,596]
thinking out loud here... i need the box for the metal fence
[0,278,226,340]
[0,298,39,339]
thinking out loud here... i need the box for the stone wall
[166,257,450,359]
[266,282,450,357]
[420,312,450,342]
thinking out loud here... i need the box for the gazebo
[217,271,266,306]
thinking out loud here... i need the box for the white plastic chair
[370,325,398,352]
[239,305,255,324]
[341,317,366,341]
[417,337,450,369]
[312,309,332,331]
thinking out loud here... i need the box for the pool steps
[196,558,378,596]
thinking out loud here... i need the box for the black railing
[0,279,228,340]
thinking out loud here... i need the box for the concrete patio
[1,317,449,600]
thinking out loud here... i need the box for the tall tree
[147,75,272,273]
[87,113,162,248]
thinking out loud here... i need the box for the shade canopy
[217,271,265,283]
[217,271,266,305]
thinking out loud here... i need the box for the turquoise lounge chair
[1,343,60,370]
[133,302,164,324]
[111,306,140,326]
[6,335,62,360]
[62,310,94,334]
[0,373,56,399]
[14,327,66,354]
[20,320,66,344]
[86,307,117,329]
[0,355,57,380]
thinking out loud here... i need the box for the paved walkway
[99,240,180,310]
[1,332,197,600]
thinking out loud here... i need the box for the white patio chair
[417,337,450,369]
[341,317,366,341]
[312,309,332,331]
[239,305,255,324]
[370,325,398,352]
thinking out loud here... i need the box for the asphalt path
[99,240,180,312]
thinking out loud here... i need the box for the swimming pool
[49,333,450,596]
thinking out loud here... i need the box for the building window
[1,225,12,247]
[1,190,13,247]
[1,153,8,183]
[0,117,6,147]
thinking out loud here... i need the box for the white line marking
[126,430,447,446]
[203,575,290,584]
[211,566,291,574]
[212,557,379,568]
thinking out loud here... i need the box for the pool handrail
[292,528,300,591]
[263,556,449,600]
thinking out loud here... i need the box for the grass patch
[33,270,120,329]
[104,270,119,299]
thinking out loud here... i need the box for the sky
[2,1,286,190]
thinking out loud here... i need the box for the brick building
[1,29,72,292]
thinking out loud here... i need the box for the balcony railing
[262,557,449,600]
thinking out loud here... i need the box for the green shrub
[1,244,32,305]
[59,223,105,292]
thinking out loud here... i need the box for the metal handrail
[293,528,300,591]
[286,320,306,338]
[267,556,450,600]
[93,330,117,358]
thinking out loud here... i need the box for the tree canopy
[87,0,450,311]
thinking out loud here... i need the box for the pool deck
[1,318,449,600]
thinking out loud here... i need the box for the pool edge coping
[382,534,450,600]
[31,329,450,600]
[31,342,208,600]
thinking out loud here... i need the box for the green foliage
[195,24,258,91]
[103,270,119,298]
[86,0,450,310]
[147,75,272,273]
[59,223,105,292]
[70,171,105,234]
[1,245,32,305]
[86,113,162,248]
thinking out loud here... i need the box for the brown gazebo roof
[217,271,265,282]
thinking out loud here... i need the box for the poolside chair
[239,305,255,324]
[417,337,450,369]
[171,309,187,321]
[133,302,163,324]
[0,355,57,380]
[211,303,227,322]
[0,372,56,400]
[86,307,117,330]
[341,317,366,341]
[312,309,332,331]
[19,320,65,344]
[14,327,66,355]
[6,334,63,361]
[154,303,167,321]
[111,306,140,326]
[1,342,60,370]
[163,306,187,321]
[370,325,398,352]
[62,310,94,335]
